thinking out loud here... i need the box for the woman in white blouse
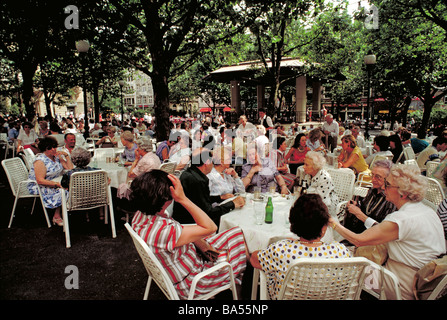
[17,121,40,154]
[303,151,339,219]
[207,146,245,201]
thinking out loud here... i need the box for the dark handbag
[193,239,220,262]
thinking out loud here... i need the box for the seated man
[172,148,245,227]
[416,136,447,174]
[343,159,397,234]
[364,135,393,165]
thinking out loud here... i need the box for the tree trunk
[93,86,101,123]
[151,72,171,142]
[21,64,38,119]
[400,96,412,128]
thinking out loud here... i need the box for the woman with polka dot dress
[250,193,351,299]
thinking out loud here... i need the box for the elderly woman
[285,133,309,176]
[130,170,248,299]
[120,130,138,166]
[344,159,397,234]
[169,134,191,171]
[207,146,245,201]
[61,147,99,189]
[127,137,161,181]
[303,151,339,219]
[338,134,371,182]
[241,143,289,195]
[27,136,74,226]
[96,126,118,148]
[270,136,296,190]
[330,164,446,300]
[17,121,40,154]
[254,125,269,158]
[250,194,351,300]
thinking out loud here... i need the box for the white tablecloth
[93,160,129,189]
[219,193,334,253]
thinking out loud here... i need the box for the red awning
[223,107,231,112]
[200,107,212,112]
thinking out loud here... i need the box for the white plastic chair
[426,160,441,177]
[404,159,420,172]
[403,147,415,161]
[326,168,356,222]
[426,274,447,300]
[1,157,51,228]
[159,160,177,174]
[20,148,36,171]
[361,259,402,300]
[257,257,370,300]
[61,170,116,248]
[124,223,238,300]
[0,133,15,159]
[425,177,445,208]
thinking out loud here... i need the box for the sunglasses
[371,173,385,181]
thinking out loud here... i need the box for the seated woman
[303,151,339,219]
[168,134,191,171]
[130,170,248,299]
[270,136,296,191]
[27,136,74,226]
[306,128,325,152]
[330,164,446,300]
[241,143,289,195]
[344,159,397,234]
[95,126,118,148]
[207,146,245,201]
[120,130,138,166]
[388,134,404,163]
[250,193,351,300]
[285,133,309,177]
[338,134,371,183]
[127,137,161,181]
[16,121,40,154]
[364,135,393,166]
[61,147,99,189]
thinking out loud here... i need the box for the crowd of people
[1,110,446,300]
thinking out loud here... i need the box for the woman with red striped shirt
[130,170,247,299]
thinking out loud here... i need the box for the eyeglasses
[371,173,385,181]
[384,180,399,189]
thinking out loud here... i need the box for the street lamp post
[118,80,125,123]
[364,52,376,140]
[76,40,90,139]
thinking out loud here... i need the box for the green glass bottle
[265,196,273,224]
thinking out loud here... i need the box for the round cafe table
[218,193,334,253]
[91,159,129,189]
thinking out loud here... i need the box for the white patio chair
[426,274,447,300]
[326,167,356,222]
[403,147,415,161]
[1,157,51,228]
[425,177,445,209]
[426,160,441,178]
[93,148,115,162]
[0,133,15,159]
[61,170,116,248]
[159,160,177,174]
[124,223,238,300]
[361,259,402,300]
[257,257,370,300]
[404,159,420,172]
[20,148,36,171]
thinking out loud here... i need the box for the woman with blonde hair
[306,128,325,152]
[330,164,445,300]
[338,134,371,182]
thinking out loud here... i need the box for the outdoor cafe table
[218,193,334,254]
[91,159,129,189]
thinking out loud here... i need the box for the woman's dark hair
[292,133,306,149]
[130,170,173,215]
[388,134,403,163]
[289,194,330,240]
[273,136,285,150]
[374,135,390,151]
[38,136,58,152]
[50,121,61,133]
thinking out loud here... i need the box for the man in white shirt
[322,114,339,152]
[57,133,76,161]
[236,115,256,143]
[351,126,366,148]
[416,136,447,173]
